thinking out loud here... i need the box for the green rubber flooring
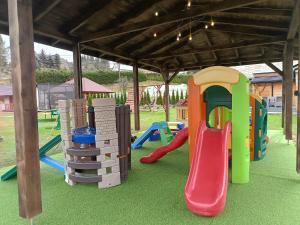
[0,129,299,225]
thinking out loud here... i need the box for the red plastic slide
[140,128,188,164]
[185,122,231,217]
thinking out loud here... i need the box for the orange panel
[188,79,204,164]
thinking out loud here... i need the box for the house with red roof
[0,85,13,111]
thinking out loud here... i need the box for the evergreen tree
[87,94,93,106]
[116,94,120,105]
[53,54,61,69]
[157,93,163,105]
[38,49,47,68]
[0,35,8,72]
[120,92,124,104]
[175,90,180,103]
[180,89,184,100]
[171,90,176,105]
[146,90,151,104]
[140,94,144,106]
[123,92,127,103]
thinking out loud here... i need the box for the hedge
[35,69,192,85]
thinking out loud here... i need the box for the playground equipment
[176,99,188,124]
[140,66,268,217]
[59,98,131,188]
[140,127,188,163]
[0,135,63,181]
[131,121,174,149]
[250,94,268,161]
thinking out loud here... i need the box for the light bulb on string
[176,36,180,41]
[187,0,191,8]
[205,24,208,29]
[178,32,181,37]
[210,17,215,27]
[153,32,157,38]
[155,11,159,17]
[188,19,192,41]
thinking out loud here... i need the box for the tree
[185,91,188,100]
[171,90,176,105]
[53,54,61,69]
[146,89,151,104]
[180,89,184,100]
[0,35,8,73]
[38,49,47,68]
[140,94,145,106]
[175,90,180,103]
[157,93,163,105]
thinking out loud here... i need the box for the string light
[155,11,159,16]
[187,0,191,8]
[189,19,192,41]
[153,32,157,38]
[205,24,208,29]
[176,36,180,41]
[210,17,215,26]
[178,32,181,37]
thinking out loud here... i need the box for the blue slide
[131,123,162,150]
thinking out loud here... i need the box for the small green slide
[0,135,62,181]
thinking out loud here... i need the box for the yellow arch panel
[193,66,240,86]
[200,82,232,94]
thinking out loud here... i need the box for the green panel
[158,121,173,145]
[204,85,232,127]
[232,74,250,184]
[254,99,268,160]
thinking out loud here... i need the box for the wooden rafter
[203,31,218,61]
[33,0,61,22]
[197,16,288,31]
[264,60,284,76]
[287,0,300,40]
[142,38,285,60]
[80,0,264,43]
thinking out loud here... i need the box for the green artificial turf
[0,129,300,225]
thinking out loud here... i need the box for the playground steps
[59,99,121,188]
[69,173,102,183]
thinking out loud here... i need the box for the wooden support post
[163,69,170,122]
[297,7,300,172]
[282,60,285,129]
[8,0,42,219]
[284,40,294,140]
[133,62,140,130]
[73,42,82,99]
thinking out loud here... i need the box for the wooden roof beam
[287,0,300,40]
[66,0,112,34]
[169,55,282,71]
[142,38,285,60]
[203,31,218,61]
[197,16,288,31]
[80,0,264,43]
[33,0,61,23]
[264,60,284,76]
[225,7,292,17]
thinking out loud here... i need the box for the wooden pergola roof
[0,0,298,73]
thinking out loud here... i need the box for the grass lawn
[0,129,299,224]
[0,112,61,168]
[0,110,297,168]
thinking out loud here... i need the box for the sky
[1,34,288,77]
